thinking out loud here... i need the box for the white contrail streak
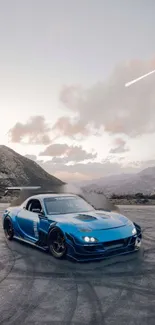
[125,69,155,87]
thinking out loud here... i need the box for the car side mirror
[31,208,46,218]
[39,211,46,219]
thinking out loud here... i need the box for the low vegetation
[105,192,155,205]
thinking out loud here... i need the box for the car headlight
[132,227,137,235]
[83,236,98,243]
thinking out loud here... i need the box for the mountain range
[81,167,155,197]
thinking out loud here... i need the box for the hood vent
[100,215,111,220]
[74,214,97,221]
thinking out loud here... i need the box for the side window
[26,199,42,213]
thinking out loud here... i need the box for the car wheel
[3,217,14,240]
[48,228,67,259]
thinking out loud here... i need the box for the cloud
[52,116,91,139]
[50,156,70,164]
[37,157,155,182]
[40,143,69,156]
[58,58,155,138]
[110,138,129,154]
[9,116,51,144]
[39,143,97,162]
[38,160,137,182]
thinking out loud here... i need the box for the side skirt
[14,236,48,251]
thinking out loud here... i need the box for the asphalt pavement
[0,204,155,325]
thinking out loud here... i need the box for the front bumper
[66,223,142,262]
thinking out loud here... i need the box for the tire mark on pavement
[85,281,105,325]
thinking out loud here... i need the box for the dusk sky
[1,0,155,181]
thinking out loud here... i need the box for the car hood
[48,210,130,230]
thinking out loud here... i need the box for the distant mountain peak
[81,165,155,196]
[0,145,64,190]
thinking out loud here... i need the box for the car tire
[3,217,14,240]
[48,227,67,259]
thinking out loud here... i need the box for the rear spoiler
[4,186,41,195]
[5,184,119,212]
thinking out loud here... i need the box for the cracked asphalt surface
[0,204,155,325]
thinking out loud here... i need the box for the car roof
[27,193,78,200]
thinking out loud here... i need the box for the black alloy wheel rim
[50,232,66,256]
[5,220,13,237]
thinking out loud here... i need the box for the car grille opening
[83,236,136,254]
[103,238,130,250]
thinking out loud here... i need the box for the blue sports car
[2,192,142,262]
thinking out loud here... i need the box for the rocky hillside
[0,145,64,193]
[82,167,155,197]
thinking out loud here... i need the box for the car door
[16,198,42,242]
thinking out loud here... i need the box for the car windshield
[44,196,94,215]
